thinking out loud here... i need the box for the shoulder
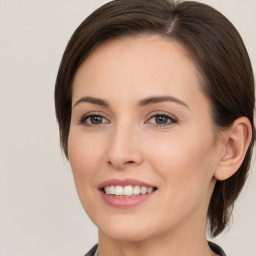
[208,241,227,256]
[84,244,98,256]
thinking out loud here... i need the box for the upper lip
[98,178,156,189]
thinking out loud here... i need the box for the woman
[54,0,255,255]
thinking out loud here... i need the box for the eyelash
[147,112,177,127]
[79,112,177,127]
[79,112,109,127]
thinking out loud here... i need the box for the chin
[95,216,156,242]
[98,215,174,244]
[101,227,153,242]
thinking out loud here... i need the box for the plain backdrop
[0,0,255,255]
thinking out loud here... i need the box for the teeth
[123,185,133,196]
[147,187,153,193]
[115,186,123,196]
[103,185,155,196]
[133,185,140,195]
[105,186,110,194]
[109,185,115,195]
[141,186,147,195]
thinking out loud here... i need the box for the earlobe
[214,117,252,181]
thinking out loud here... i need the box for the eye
[147,113,177,127]
[80,113,109,126]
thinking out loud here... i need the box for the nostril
[107,159,137,169]
[124,161,136,166]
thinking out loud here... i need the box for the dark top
[84,241,227,256]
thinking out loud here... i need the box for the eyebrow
[73,96,189,109]
[138,96,189,108]
[73,96,109,108]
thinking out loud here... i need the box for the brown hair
[55,0,255,237]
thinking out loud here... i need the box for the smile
[98,178,157,208]
[103,185,157,197]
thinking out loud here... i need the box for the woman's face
[68,35,223,242]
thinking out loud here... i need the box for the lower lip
[99,190,156,208]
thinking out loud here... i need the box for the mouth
[98,178,157,207]
[101,185,157,197]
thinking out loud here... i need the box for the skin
[68,35,226,256]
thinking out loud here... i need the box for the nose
[106,123,143,170]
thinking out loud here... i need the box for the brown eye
[89,115,104,124]
[80,114,108,126]
[148,114,177,126]
[154,115,169,124]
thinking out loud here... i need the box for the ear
[214,117,252,181]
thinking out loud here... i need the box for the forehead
[74,34,197,81]
[72,35,209,112]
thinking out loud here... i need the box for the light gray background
[0,0,255,255]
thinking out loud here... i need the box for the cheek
[68,130,103,187]
[146,131,216,195]
[67,131,106,215]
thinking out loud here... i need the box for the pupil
[92,116,102,124]
[156,115,167,124]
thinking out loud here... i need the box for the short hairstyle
[55,0,255,237]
